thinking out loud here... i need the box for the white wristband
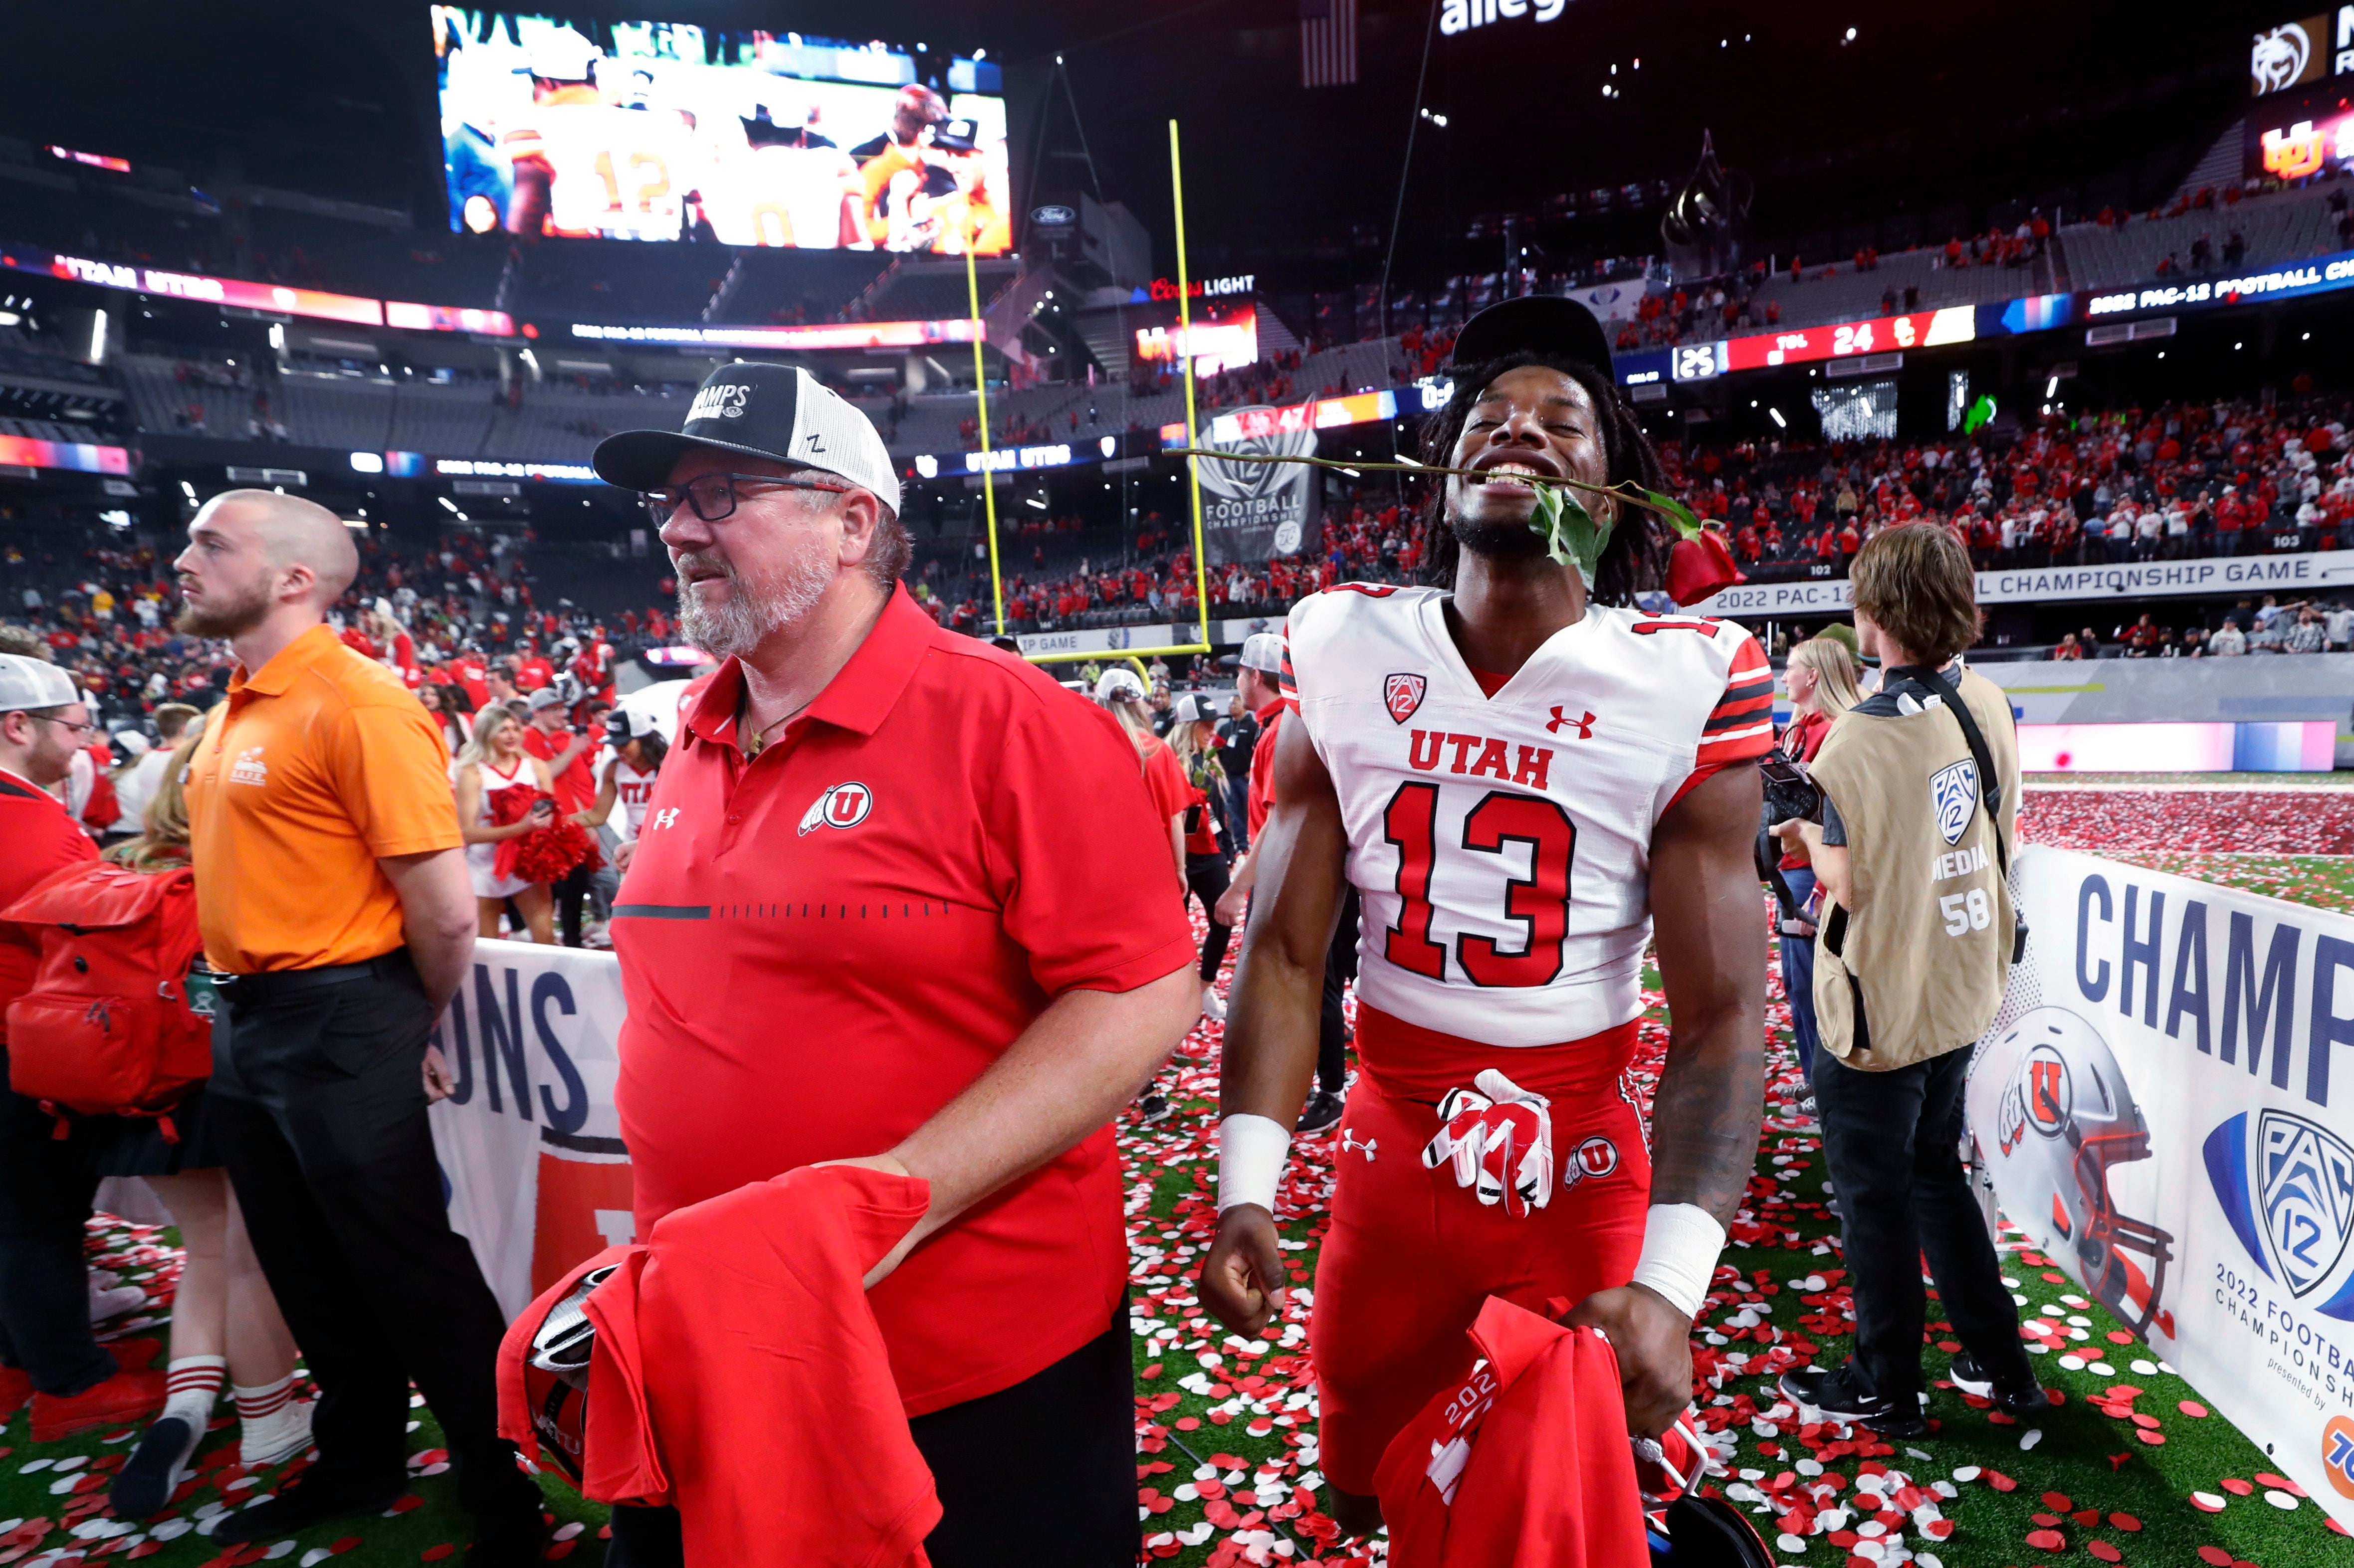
[1217,1113,1293,1214]
[1629,1202,1727,1321]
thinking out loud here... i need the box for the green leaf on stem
[1531,482,1612,588]
[1634,486,1706,541]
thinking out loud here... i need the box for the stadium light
[1845,26,1857,40]
[438,496,460,514]
[88,308,107,364]
[180,481,197,502]
[1769,407,1787,428]
[2304,331,2313,340]
[2046,376,2059,397]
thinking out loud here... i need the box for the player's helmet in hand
[521,1264,615,1482]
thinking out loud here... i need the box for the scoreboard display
[432,8,1011,253]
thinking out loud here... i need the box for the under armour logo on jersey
[1383,672,1427,725]
[1341,1129,1378,1162]
[797,781,874,836]
[650,807,680,830]
[1546,707,1596,739]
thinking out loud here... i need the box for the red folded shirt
[499,1165,940,1568]
[1374,1296,1647,1568]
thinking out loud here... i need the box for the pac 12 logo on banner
[2204,1108,2354,1319]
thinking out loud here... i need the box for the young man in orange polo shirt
[175,492,549,1563]
[592,364,1200,1568]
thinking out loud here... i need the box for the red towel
[500,1165,940,1568]
[1375,1296,1648,1568]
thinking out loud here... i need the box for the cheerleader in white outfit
[453,705,557,942]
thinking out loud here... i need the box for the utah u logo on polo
[797,782,874,837]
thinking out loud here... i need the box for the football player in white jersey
[1200,297,1772,1537]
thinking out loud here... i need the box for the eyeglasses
[639,472,849,527]
[28,713,101,740]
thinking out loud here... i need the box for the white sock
[162,1356,226,1430]
[235,1375,312,1467]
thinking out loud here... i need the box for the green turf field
[7,856,2354,1565]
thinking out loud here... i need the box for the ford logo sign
[1031,204,1076,226]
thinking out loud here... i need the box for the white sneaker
[88,1284,146,1324]
[240,1397,316,1468]
[1201,984,1227,1022]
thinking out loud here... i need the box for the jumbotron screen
[431,9,1011,253]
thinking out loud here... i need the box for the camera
[1757,755,1823,828]
[1754,756,1823,933]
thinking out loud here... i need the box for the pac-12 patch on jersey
[1283,586,1771,1048]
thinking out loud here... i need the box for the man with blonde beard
[588,365,1200,1566]
[173,492,548,1562]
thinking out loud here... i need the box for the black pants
[555,860,597,948]
[0,1084,114,1395]
[1317,888,1360,1095]
[1184,852,1232,982]
[1814,1046,2035,1400]
[209,953,540,1522]
[604,1311,1139,1568]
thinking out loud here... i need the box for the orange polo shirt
[185,622,463,974]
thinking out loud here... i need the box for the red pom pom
[492,791,595,883]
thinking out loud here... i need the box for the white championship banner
[426,939,631,1321]
[1970,846,2354,1525]
[1685,547,2354,619]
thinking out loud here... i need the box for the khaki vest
[1808,665,2019,1072]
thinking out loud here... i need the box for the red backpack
[1,861,212,1138]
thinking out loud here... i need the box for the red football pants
[1309,1007,1650,1496]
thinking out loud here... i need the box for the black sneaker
[1779,1362,1929,1438]
[1135,1093,1173,1125]
[1948,1350,2054,1417]
[465,1504,554,1567]
[211,1474,407,1544]
[1297,1090,1346,1135]
[111,1413,199,1520]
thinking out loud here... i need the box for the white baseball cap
[1236,632,1284,674]
[593,363,901,518]
[0,653,83,714]
[1094,667,1148,704]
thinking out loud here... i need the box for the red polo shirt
[1246,698,1285,840]
[610,585,1195,1416]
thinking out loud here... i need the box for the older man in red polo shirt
[591,363,1199,1568]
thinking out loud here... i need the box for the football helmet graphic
[1971,1007,2176,1340]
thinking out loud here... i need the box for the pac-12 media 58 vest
[1807,662,2020,1071]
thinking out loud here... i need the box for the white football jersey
[503,103,687,239]
[1282,585,1772,1048]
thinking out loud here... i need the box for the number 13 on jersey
[1383,782,1578,988]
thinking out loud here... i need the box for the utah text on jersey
[1281,587,1773,1048]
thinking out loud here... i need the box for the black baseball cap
[592,362,901,515]
[1447,296,1614,379]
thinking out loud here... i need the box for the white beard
[674,546,834,659]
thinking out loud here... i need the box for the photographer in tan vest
[1768,524,2045,1437]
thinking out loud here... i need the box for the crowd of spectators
[1,525,682,735]
[1669,391,2354,576]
